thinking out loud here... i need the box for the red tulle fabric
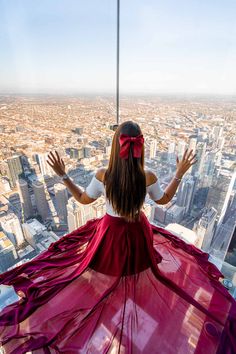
[0,212,235,354]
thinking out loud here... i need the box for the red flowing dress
[0,176,235,354]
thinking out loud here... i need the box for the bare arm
[47,150,97,205]
[62,176,96,204]
[153,172,183,205]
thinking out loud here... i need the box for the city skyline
[0,0,236,95]
[0,94,235,305]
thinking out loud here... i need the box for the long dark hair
[104,121,146,222]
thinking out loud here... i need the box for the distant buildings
[0,96,235,289]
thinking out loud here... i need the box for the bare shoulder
[95,167,107,182]
[145,169,158,187]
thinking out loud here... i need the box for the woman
[0,121,235,353]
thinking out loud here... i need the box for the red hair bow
[119,134,144,159]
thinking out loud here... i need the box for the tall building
[84,146,91,158]
[16,178,34,221]
[149,139,157,159]
[218,170,236,226]
[177,141,186,160]
[0,178,11,193]
[165,204,185,224]
[37,153,54,177]
[210,188,236,262]
[91,198,106,218]
[22,218,59,251]
[78,147,85,160]
[167,142,176,163]
[168,142,175,154]
[217,136,225,150]
[0,231,18,272]
[6,155,24,188]
[189,138,197,154]
[32,180,50,222]
[206,170,236,225]
[70,148,79,159]
[0,213,25,247]
[224,224,236,266]
[176,175,195,215]
[191,141,207,176]
[153,204,169,225]
[67,198,94,232]
[210,222,236,262]
[54,183,69,224]
[205,151,217,177]
[195,207,218,251]
[212,125,224,148]
[188,138,197,174]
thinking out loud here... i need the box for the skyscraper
[195,207,218,251]
[67,198,94,233]
[168,142,175,163]
[205,151,217,178]
[188,138,197,174]
[6,155,24,188]
[191,141,207,176]
[176,175,195,215]
[32,180,50,222]
[177,141,186,160]
[149,139,157,159]
[206,170,236,225]
[218,170,236,226]
[0,213,25,247]
[37,153,54,177]
[189,138,197,154]
[54,183,69,224]
[0,231,18,272]
[224,224,236,266]
[16,178,34,221]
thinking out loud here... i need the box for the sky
[0,0,236,95]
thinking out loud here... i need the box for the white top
[86,174,165,217]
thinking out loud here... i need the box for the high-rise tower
[16,178,34,221]
[32,180,49,222]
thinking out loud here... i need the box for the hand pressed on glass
[176,148,198,177]
[46,150,66,177]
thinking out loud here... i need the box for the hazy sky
[0,0,236,95]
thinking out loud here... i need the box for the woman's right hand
[176,148,198,177]
[46,150,66,177]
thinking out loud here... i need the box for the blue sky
[0,0,236,95]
